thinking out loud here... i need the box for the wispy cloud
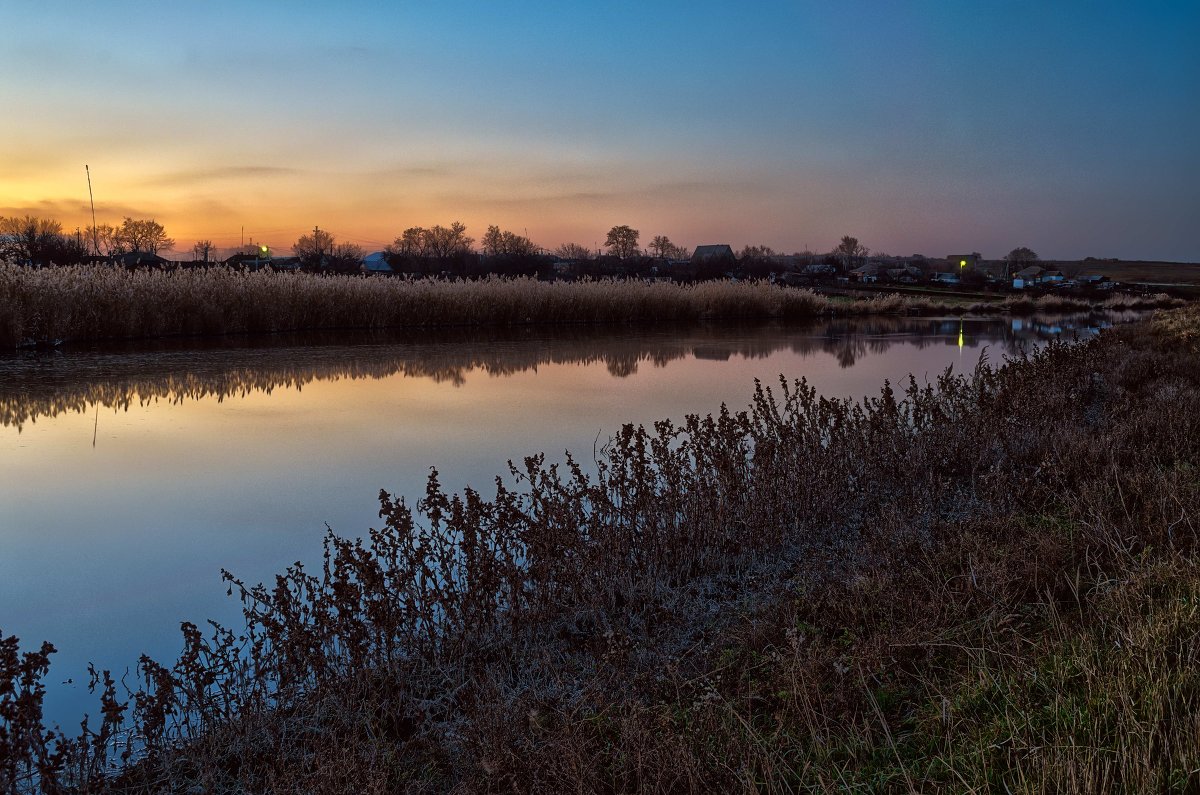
[138,166,302,188]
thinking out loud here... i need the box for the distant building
[849,263,882,283]
[362,251,394,274]
[1012,265,1045,289]
[115,251,170,268]
[691,244,735,263]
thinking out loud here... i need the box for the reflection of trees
[0,312,1136,429]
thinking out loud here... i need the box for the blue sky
[1,0,1196,259]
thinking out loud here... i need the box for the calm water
[0,314,1127,726]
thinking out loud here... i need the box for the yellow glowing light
[960,259,966,268]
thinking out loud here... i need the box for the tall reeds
[0,264,1182,348]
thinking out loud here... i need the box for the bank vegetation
[0,264,1182,349]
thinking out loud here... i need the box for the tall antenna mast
[85,165,99,255]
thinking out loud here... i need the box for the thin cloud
[139,166,301,188]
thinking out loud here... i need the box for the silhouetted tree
[117,217,174,254]
[86,223,123,255]
[423,222,473,260]
[604,225,640,259]
[389,227,428,258]
[738,244,778,278]
[835,235,869,269]
[192,240,216,263]
[329,242,366,274]
[293,227,336,270]
[482,225,537,257]
[554,242,593,260]
[649,235,675,259]
[1005,246,1039,278]
[0,215,64,265]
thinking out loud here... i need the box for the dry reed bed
[3,306,1200,792]
[0,264,1182,348]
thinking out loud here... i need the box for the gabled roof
[692,244,734,261]
[1014,265,1044,279]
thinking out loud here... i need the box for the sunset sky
[1,1,1196,261]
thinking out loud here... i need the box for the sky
[1,0,1197,261]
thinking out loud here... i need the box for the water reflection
[0,312,1128,430]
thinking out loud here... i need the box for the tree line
[1,212,1044,282]
[0,215,173,266]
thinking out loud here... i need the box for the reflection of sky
[1,2,1197,260]
[0,316,1119,726]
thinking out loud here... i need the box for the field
[1039,259,1200,285]
[4,303,1200,792]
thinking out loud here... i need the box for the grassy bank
[0,264,1182,348]
[3,306,1200,792]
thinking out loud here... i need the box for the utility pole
[85,165,99,255]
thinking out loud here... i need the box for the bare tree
[649,235,675,259]
[293,227,336,269]
[835,235,869,269]
[424,222,474,260]
[554,243,593,260]
[739,244,776,260]
[0,215,64,265]
[192,240,216,263]
[117,217,174,254]
[1005,246,1039,279]
[330,242,366,273]
[388,227,429,258]
[86,223,123,255]
[667,243,691,260]
[482,225,537,257]
[604,225,640,259]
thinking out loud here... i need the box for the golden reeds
[1,264,1182,348]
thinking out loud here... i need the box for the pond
[0,312,1130,727]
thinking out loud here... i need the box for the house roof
[116,251,169,265]
[692,244,734,261]
[363,251,393,272]
[1014,265,1044,279]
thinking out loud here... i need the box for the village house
[691,244,735,263]
[362,251,394,275]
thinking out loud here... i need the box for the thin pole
[86,165,99,255]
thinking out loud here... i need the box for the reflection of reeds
[0,264,1182,348]
[3,307,1200,791]
[0,315,1124,429]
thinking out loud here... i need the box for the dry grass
[0,264,1183,348]
[4,304,1200,793]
